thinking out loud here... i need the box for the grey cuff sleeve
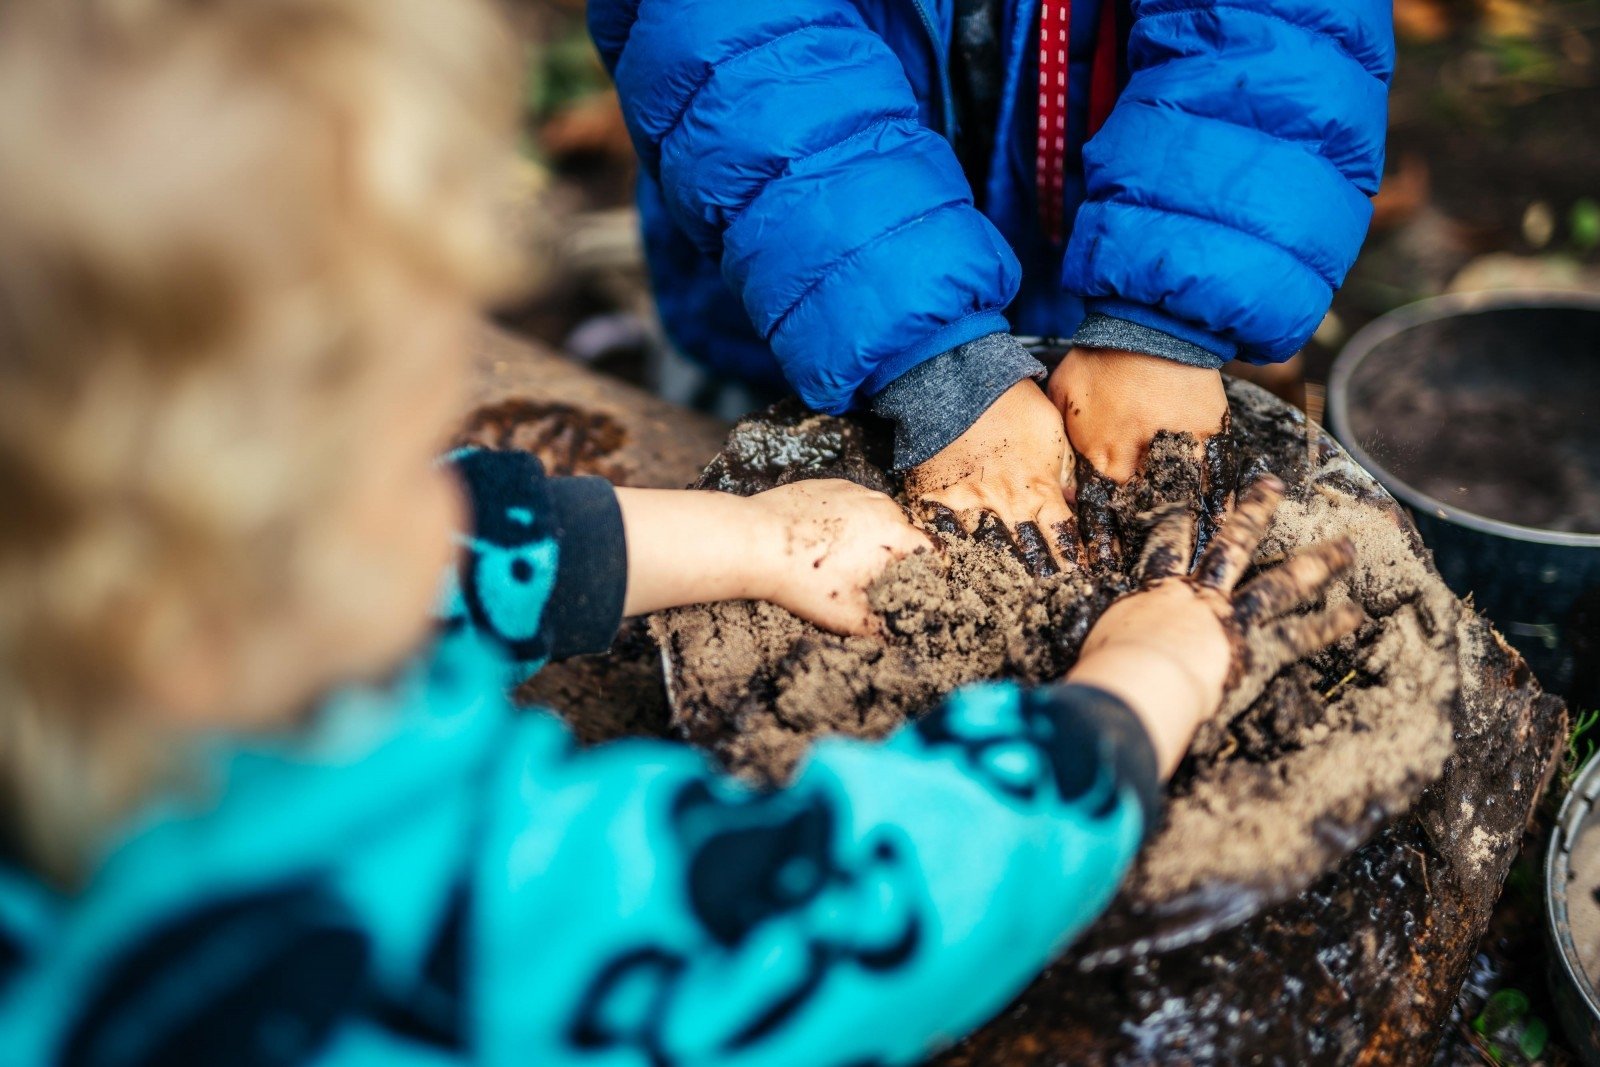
[869,332,1045,470]
[1072,313,1227,371]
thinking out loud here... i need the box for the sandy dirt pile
[653,381,1460,912]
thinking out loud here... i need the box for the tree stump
[467,331,1566,1064]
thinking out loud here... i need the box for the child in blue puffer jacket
[593,0,1392,556]
[0,2,1360,1064]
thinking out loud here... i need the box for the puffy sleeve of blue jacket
[1064,0,1393,365]
[589,0,1023,414]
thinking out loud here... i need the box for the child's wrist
[1067,640,1213,778]
[733,492,794,605]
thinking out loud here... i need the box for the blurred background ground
[489,2,1600,1062]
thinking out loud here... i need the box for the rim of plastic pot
[1328,289,1600,549]
[1547,751,1600,1026]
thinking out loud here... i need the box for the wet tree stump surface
[935,615,1562,1065]
[465,334,1566,1064]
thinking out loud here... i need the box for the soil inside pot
[1346,355,1600,535]
[654,382,1460,924]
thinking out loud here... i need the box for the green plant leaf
[1518,1015,1549,1061]
[1573,198,1600,254]
[1476,988,1531,1036]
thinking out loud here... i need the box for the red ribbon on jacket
[1037,0,1122,245]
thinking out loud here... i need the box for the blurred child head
[0,0,521,878]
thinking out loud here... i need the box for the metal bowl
[1548,753,1600,1065]
[1328,290,1600,702]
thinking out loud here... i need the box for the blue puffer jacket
[591,0,1391,416]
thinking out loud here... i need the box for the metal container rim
[1328,290,1600,549]
[1547,752,1600,1024]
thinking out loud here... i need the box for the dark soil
[1341,299,1600,536]
[454,397,630,482]
[516,619,669,743]
[654,381,1461,944]
[1352,374,1600,533]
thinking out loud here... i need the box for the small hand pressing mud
[653,382,1459,942]
[1121,484,1364,716]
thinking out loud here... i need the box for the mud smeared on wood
[469,371,1564,1061]
[654,383,1458,934]
[455,397,630,482]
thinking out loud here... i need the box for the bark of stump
[466,328,1568,1064]
[933,612,1563,1065]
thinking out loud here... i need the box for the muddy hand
[1048,347,1230,484]
[1169,476,1365,718]
[1070,454,1122,574]
[749,479,933,636]
[906,380,1077,576]
[1070,475,1362,778]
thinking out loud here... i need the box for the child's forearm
[615,482,929,634]
[1066,642,1209,780]
[616,487,770,617]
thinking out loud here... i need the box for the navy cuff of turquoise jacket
[1038,683,1162,839]
[544,476,628,659]
[1076,299,1238,370]
[868,332,1045,471]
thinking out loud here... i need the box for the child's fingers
[1232,539,1355,624]
[1013,521,1060,577]
[917,500,966,537]
[1133,503,1196,583]
[1032,495,1079,575]
[883,519,936,558]
[1074,472,1121,573]
[1193,475,1285,593]
[1052,518,1080,568]
[972,510,1017,557]
[811,597,883,638]
[1256,602,1367,675]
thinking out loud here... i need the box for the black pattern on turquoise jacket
[0,448,1159,1066]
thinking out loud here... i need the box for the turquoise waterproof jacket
[0,450,1157,1066]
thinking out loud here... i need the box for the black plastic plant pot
[1328,291,1600,706]
[1547,753,1600,1066]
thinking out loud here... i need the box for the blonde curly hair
[0,0,521,881]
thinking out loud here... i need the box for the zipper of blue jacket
[907,0,958,137]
